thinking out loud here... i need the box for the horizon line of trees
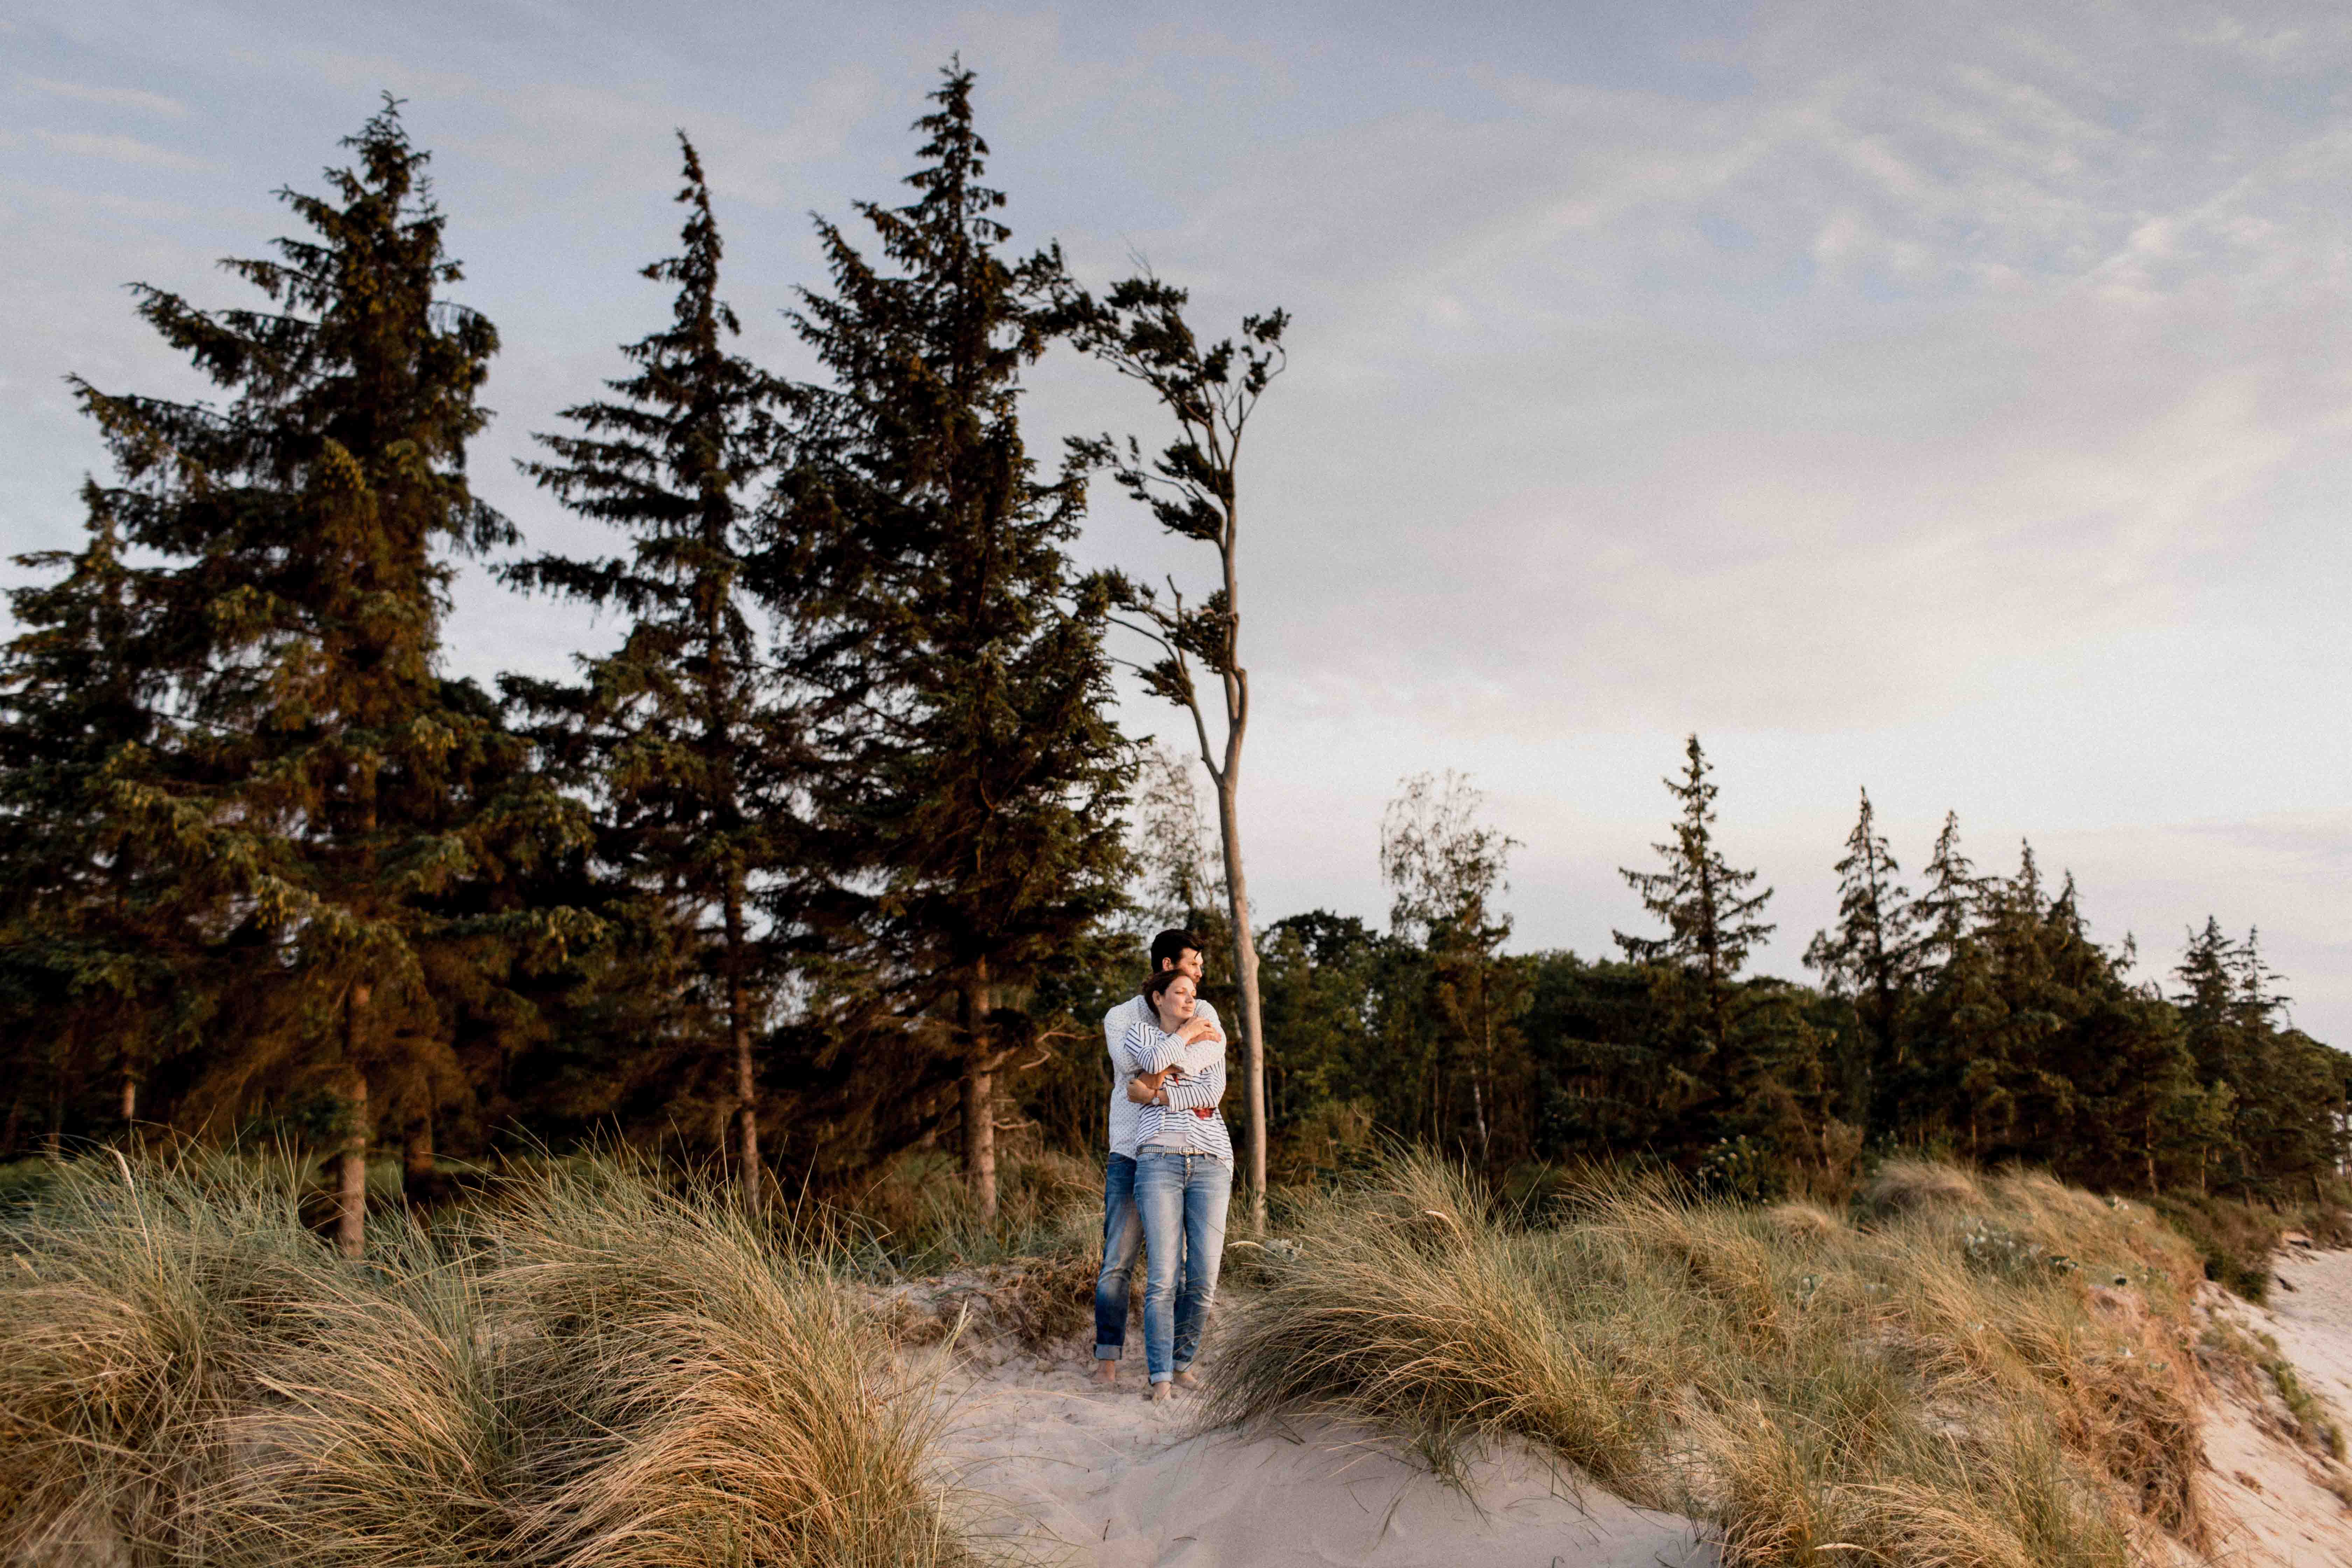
[1211,747,2347,1208]
[3,79,2342,1247]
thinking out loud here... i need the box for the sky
[4,1,2349,1040]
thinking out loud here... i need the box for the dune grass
[1211,1153,2214,1568]
[0,1149,975,1568]
[827,1147,1101,1274]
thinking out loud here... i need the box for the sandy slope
[918,1248,2352,1567]
[2193,1244,2352,1568]
[923,1337,1715,1567]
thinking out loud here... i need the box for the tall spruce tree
[1803,786,1917,1122]
[778,66,1130,1220]
[503,135,797,1210]
[56,100,538,1252]
[1890,810,1986,1143]
[0,488,181,1148]
[1614,735,1780,1129]
[2173,923,2347,1198]
[2172,918,2245,1194]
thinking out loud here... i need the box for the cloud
[32,130,215,171]
[19,75,185,116]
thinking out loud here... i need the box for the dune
[2197,1244,2352,1568]
[926,1337,1715,1567]
[922,1248,2352,1567]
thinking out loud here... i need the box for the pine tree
[1911,812,1983,973]
[1802,786,1917,1125]
[778,65,1130,1220]
[56,99,541,1252]
[0,488,181,1147]
[2204,927,2346,1198]
[1614,735,1787,1144]
[503,135,798,1210]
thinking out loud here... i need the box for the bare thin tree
[1059,273,1288,1231]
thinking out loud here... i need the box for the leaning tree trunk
[1216,780,1269,1234]
[962,961,997,1225]
[337,984,372,1259]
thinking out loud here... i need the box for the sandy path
[925,1339,1715,1567]
[2268,1245,2352,1441]
[2197,1247,2352,1567]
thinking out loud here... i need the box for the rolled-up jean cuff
[1094,1344,1123,1360]
[1149,1371,1173,1384]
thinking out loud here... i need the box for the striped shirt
[1102,994,1218,1158]
[1118,1012,1233,1164]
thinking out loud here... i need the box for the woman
[1118,966,1233,1401]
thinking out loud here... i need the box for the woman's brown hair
[1140,967,1190,1007]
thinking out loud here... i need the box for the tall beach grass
[1211,1153,2216,1568]
[0,1149,974,1567]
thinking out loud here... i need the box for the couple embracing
[1091,929,1233,1402]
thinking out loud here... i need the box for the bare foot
[1171,1370,1198,1388]
[1090,1359,1117,1386]
[1148,1380,1173,1402]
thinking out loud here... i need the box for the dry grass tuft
[833,1149,1098,1275]
[0,1150,331,1563]
[1761,1201,1844,1244]
[0,1150,976,1568]
[480,1159,970,1568]
[1862,1158,1984,1216]
[1214,1152,2211,1567]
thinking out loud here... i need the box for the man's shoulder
[1195,997,1220,1023]
[1101,994,1142,1031]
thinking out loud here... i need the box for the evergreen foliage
[502,135,799,1208]
[776,66,1130,1220]
[1612,735,1814,1157]
[0,489,175,1149]
[1803,787,1917,1122]
[5,99,584,1248]
[1,78,2341,1245]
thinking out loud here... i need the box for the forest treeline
[2,77,2343,1248]
[1195,755,2350,1212]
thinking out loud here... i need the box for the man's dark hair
[1149,929,1203,971]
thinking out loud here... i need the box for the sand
[918,1247,2352,1567]
[923,1338,1715,1567]
[2197,1244,2352,1568]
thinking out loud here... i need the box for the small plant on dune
[2200,1317,2347,1466]
[1213,1152,2213,1568]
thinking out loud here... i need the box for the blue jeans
[1093,1154,1142,1359]
[1134,1150,1233,1383]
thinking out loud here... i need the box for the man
[1092,928,1222,1384]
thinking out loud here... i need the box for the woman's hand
[1177,1015,1224,1046]
[1126,1066,1178,1105]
